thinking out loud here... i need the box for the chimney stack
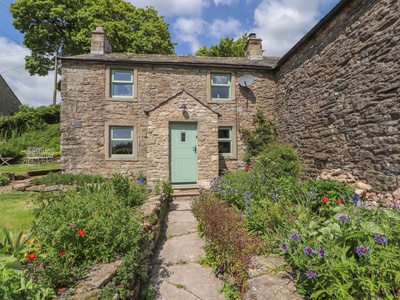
[244,33,263,60]
[91,25,112,54]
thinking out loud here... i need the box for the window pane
[181,132,186,142]
[111,141,133,155]
[212,75,229,85]
[112,84,133,97]
[218,129,230,139]
[211,86,230,99]
[112,127,132,139]
[113,71,132,81]
[218,142,231,154]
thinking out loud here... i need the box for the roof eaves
[61,56,277,70]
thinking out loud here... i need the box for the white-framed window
[218,126,233,156]
[211,73,231,100]
[111,70,134,98]
[109,126,134,158]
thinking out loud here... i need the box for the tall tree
[10,0,175,77]
[195,34,248,57]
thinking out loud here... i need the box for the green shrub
[108,173,148,207]
[300,178,355,214]
[0,263,56,299]
[281,205,400,299]
[0,123,60,159]
[0,176,10,187]
[29,179,146,288]
[241,109,277,165]
[192,194,262,298]
[256,142,302,179]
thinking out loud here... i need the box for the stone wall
[275,0,399,189]
[61,60,276,186]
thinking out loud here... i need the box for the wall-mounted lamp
[179,103,187,109]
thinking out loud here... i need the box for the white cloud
[173,17,242,54]
[173,18,208,53]
[252,0,338,56]
[213,0,238,5]
[128,0,209,17]
[0,37,59,107]
[208,18,242,38]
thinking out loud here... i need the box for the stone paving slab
[154,232,205,264]
[244,273,304,300]
[167,210,197,223]
[151,263,225,300]
[166,221,197,236]
[169,200,193,211]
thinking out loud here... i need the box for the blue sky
[0,0,339,107]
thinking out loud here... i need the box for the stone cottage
[61,0,399,189]
[0,75,21,116]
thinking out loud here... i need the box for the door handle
[193,146,197,153]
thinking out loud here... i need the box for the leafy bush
[241,109,277,165]
[31,172,104,186]
[192,193,262,298]
[0,176,10,186]
[108,173,148,207]
[0,123,60,159]
[0,263,56,300]
[256,142,302,179]
[28,176,147,288]
[300,178,355,214]
[0,105,60,138]
[281,205,400,299]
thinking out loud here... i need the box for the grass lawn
[0,192,37,233]
[0,163,60,175]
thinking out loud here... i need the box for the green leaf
[360,222,384,234]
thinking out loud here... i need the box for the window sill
[208,100,236,104]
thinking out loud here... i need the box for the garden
[0,171,173,299]
[192,110,400,299]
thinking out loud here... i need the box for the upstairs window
[218,126,232,156]
[109,126,134,158]
[111,70,133,98]
[211,73,231,100]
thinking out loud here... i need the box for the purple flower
[280,243,290,252]
[303,246,315,256]
[217,266,224,273]
[337,214,349,223]
[317,247,328,258]
[246,201,251,206]
[289,233,301,242]
[353,193,359,204]
[245,193,251,199]
[246,210,252,215]
[356,245,370,257]
[374,234,388,245]
[392,204,399,210]
[305,269,317,279]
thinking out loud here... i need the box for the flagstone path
[149,196,304,300]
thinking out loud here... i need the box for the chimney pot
[244,33,263,60]
[91,26,112,55]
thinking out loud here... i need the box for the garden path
[149,196,304,300]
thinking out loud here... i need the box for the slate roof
[0,75,21,116]
[62,53,280,70]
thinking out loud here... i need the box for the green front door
[170,122,198,184]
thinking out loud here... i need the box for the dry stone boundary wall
[275,0,399,190]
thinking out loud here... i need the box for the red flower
[58,287,66,294]
[337,198,342,204]
[60,251,66,257]
[322,196,329,203]
[245,167,250,172]
[27,253,36,260]
[322,206,327,210]
[78,229,85,236]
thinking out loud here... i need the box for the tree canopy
[10,0,176,76]
[195,34,248,57]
